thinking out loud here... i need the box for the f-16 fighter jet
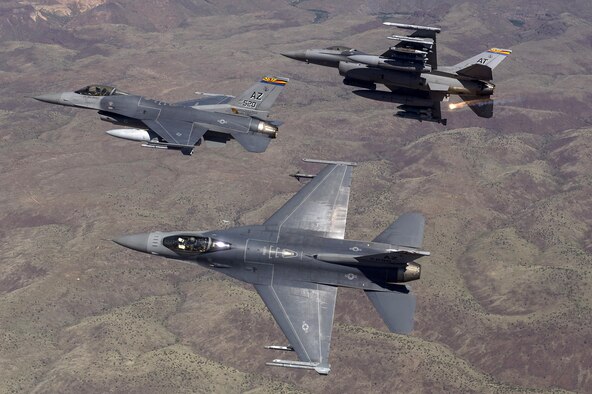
[114,159,429,374]
[34,76,288,155]
[283,22,511,125]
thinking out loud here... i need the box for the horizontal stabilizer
[313,250,428,266]
[456,64,492,81]
[205,139,227,148]
[231,132,271,153]
[459,95,494,118]
[268,120,284,127]
[427,82,449,92]
[373,212,425,248]
[365,286,416,334]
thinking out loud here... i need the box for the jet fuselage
[115,225,424,292]
[34,92,278,141]
[284,49,494,97]
[35,77,289,154]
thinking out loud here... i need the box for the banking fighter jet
[34,76,288,155]
[283,22,511,125]
[114,159,429,374]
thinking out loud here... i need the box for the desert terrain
[0,0,591,392]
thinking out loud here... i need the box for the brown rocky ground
[0,0,591,392]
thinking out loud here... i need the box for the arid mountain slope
[0,1,590,392]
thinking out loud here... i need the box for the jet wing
[386,86,447,125]
[142,119,207,147]
[263,159,356,239]
[255,281,337,374]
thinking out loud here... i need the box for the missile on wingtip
[382,22,441,33]
[290,173,316,182]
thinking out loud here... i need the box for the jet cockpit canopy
[75,85,129,97]
[163,235,231,255]
[324,46,356,54]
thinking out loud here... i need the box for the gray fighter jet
[283,22,512,125]
[114,159,429,374]
[34,76,289,155]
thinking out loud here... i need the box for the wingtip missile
[290,172,316,182]
[383,22,441,33]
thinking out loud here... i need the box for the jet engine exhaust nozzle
[481,82,495,95]
[256,121,278,138]
[387,262,421,283]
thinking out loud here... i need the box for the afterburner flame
[449,98,493,111]
[449,102,468,110]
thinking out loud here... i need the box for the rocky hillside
[0,1,591,392]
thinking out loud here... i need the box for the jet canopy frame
[75,85,129,97]
[323,46,358,55]
[163,235,231,255]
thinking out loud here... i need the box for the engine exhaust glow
[449,98,494,111]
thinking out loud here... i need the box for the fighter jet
[114,159,429,374]
[283,22,512,125]
[34,76,289,155]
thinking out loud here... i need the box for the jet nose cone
[113,233,150,253]
[281,50,307,61]
[33,93,63,104]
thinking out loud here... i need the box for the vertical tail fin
[451,48,511,81]
[229,76,289,115]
